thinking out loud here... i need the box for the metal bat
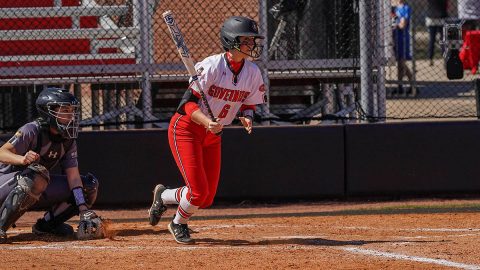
[162,10,218,124]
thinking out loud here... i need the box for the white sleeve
[243,69,267,105]
[189,59,216,94]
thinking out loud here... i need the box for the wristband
[72,186,86,207]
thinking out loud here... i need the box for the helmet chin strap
[233,45,262,59]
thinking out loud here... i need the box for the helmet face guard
[40,103,80,139]
[232,36,264,59]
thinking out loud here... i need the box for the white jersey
[189,53,266,125]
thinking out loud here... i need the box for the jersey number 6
[218,104,231,119]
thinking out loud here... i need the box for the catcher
[0,87,103,242]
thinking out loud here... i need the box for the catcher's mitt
[76,210,105,240]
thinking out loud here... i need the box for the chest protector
[34,119,74,171]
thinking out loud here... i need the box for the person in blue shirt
[392,0,414,96]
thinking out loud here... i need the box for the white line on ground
[262,235,325,240]
[0,243,144,250]
[341,247,480,270]
[194,224,257,230]
[399,233,480,239]
[6,230,24,234]
[408,228,480,232]
[391,242,415,246]
[194,224,291,231]
[341,226,480,232]
[397,236,430,239]
[0,243,321,251]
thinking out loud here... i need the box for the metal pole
[126,83,136,129]
[74,84,82,121]
[322,83,336,116]
[91,85,100,131]
[410,12,417,96]
[475,79,480,119]
[105,84,117,130]
[375,0,388,121]
[148,0,155,66]
[359,0,376,120]
[141,74,153,128]
[376,67,387,120]
[7,86,13,128]
[137,0,153,128]
[258,0,271,125]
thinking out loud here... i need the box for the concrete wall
[75,125,345,205]
[345,121,480,195]
[2,120,480,205]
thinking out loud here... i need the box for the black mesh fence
[1,0,480,133]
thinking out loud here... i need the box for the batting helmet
[36,87,80,139]
[220,16,264,58]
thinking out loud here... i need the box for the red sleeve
[240,104,256,112]
[184,101,200,116]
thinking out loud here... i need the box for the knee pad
[81,173,99,208]
[0,172,44,231]
[21,163,50,184]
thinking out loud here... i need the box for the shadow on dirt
[194,237,442,246]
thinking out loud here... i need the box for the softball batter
[148,16,267,244]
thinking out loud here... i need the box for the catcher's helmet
[220,16,264,58]
[36,87,80,139]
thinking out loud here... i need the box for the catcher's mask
[36,88,80,139]
[220,16,265,58]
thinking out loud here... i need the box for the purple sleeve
[61,141,79,169]
[7,123,38,155]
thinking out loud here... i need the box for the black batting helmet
[36,87,80,139]
[220,16,264,58]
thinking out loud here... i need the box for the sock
[43,211,52,222]
[173,189,199,224]
[162,186,187,205]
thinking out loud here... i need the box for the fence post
[375,0,389,121]
[258,0,271,125]
[74,84,82,121]
[475,79,480,119]
[91,85,100,131]
[136,0,154,128]
[359,0,376,120]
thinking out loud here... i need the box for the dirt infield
[1,199,480,269]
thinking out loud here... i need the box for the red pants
[168,113,221,208]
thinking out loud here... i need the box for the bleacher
[0,0,145,130]
[0,0,137,78]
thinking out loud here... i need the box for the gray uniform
[0,121,95,210]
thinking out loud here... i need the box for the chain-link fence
[1,0,480,133]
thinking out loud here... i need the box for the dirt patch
[1,199,480,269]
